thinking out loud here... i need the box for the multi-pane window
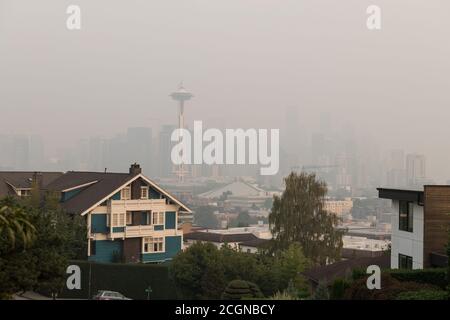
[112,213,125,227]
[121,186,131,200]
[399,254,413,269]
[399,201,413,232]
[141,186,149,199]
[126,212,133,225]
[145,211,152,225]
[152,212,164,225]
[143,237,164,253]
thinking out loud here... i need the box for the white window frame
[140,186,149,199]
[152,211,164,225]
[126,211,133,225]
[142,236,165,253]
[112,212,125,227]
[121,186,131,200]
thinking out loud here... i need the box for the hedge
[59,260,177,300]
[396,289,448,300]
[388,268,448,289]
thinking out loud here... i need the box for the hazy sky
[0,1,449,179]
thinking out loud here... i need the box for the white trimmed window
[141,186,149,199]
[126,212,133,225]
[112,213,125,227]
[143,237,164,253]
[121,186,131,200]
[152,211,164,225]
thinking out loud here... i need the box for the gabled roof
[46,171,191,215]
[184,231,258,243]
[0,171,62,196]
[198,181,267,199]
[46,171,134,215]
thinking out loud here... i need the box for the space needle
[170,83,193,183]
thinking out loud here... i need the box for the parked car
[93,290,132,300]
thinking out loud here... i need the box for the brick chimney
[129,163,142,175]
[32,172,43,189]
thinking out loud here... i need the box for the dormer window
[141,186,149,199]
[121,186,131,200]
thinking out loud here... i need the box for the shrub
[388,268,447,289]
[269,291,298,300]
[351,268,367,281]
[222,280,264,300]
[330,278,351,300]
[343,274,439,300]
[396,289,448,300]
[312,280,329,300]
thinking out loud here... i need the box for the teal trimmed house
[46,164,191,263]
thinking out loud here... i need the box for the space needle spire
[170,82,193,182]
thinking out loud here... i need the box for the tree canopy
[0,194,86,299]
[269,172,343,266]
[170,242,310,299]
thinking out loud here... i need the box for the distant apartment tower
[386,150,406,187]
[406,154,426,186]
[126,127,152,174]
[158,125,176,178]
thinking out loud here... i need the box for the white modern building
[378,186,450,269]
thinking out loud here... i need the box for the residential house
[44,163,191,263]
[183,231,258,250]
[0,171,62,198]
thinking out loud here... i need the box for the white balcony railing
[124,225,154,237]
[108,198,167,212]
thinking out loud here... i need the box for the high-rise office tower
[406,153,426,187]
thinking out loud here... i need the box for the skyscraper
[406,153,426,187]
[158,124,176,178]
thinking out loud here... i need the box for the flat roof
[377,188,424,204]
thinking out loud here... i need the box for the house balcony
[108,198,167,213]
[124,225,155,237]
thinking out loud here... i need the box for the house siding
[91,214,108,233]
[61,188,84,202]
[165,211,176,229]
[89,240,123,263]
[141,236,181,263]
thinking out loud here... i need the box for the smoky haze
[0,0,449,183]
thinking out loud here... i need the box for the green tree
[232,211,251,228]
[193,206,219,229]
[0,197,36,249]
[170,242,225,299]
[269,172,343,265]
[0,193,86,299]
[272,243,310,297]
[170,242,310,299]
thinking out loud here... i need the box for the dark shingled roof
[184,231,259,243]
[0,171,63,197]
[46,171,137,214]
[239,238,271,248]
[303,255,390,286]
